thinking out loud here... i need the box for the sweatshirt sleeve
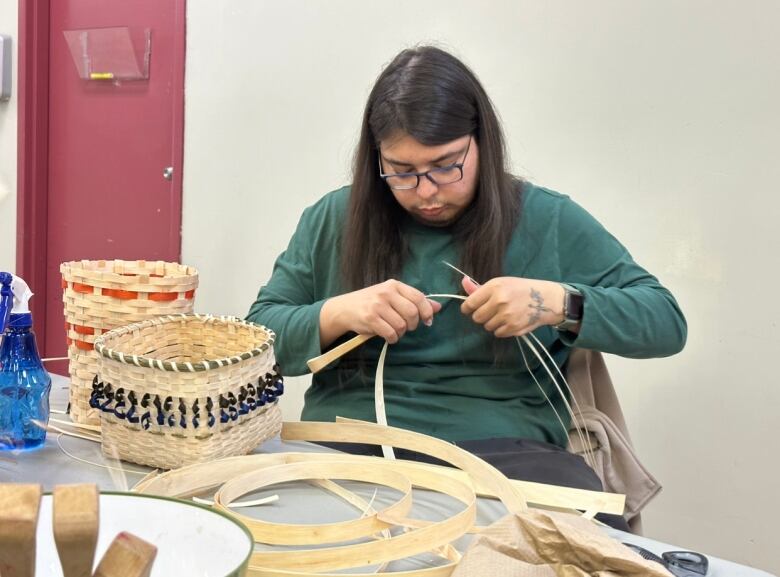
[246,206,332,376]
[555,197,687,358]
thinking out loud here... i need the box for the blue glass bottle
[0,312,52,451]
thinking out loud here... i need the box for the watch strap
[554,283,583,332]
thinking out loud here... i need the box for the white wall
[0,1,17,271]
[182,1,779,573]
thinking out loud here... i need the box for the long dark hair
[342,46,522,290]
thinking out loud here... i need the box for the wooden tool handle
[53,484,100,577]
[306,333,374,374]
[0,483,42,577]
[93,532,157,577]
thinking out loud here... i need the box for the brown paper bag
[451,510,672,577]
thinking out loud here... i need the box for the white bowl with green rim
[36,492,253,576]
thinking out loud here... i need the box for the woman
[247,45,686,529]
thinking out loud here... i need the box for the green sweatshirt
[247,183,686,447]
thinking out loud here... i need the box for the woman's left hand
[460,276,566,337]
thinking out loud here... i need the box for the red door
[42,0,185,367]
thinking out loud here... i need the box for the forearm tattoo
[528,288,552,324]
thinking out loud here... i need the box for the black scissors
[623,542,709,576]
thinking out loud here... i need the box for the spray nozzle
[0,273,12,334]
[0,273,34,333]
[10,276,33,314]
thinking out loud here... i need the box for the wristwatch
[554,284,583,332]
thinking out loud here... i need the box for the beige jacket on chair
[565,348,661,533]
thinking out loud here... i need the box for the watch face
[567,291,584,320]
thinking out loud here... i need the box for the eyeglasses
[378,136,472,191]
[623,543,708,577]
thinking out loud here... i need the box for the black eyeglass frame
[378,136,473,191]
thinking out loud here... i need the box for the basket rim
[93,314,275,372]
[61,259,198,280]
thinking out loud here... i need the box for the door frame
[16,0,187,349]
[16,0,50,337]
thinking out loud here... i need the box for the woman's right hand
[319,280,442,347]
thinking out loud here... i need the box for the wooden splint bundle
[132,420,660,577]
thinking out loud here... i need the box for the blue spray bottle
[0,272,52,451]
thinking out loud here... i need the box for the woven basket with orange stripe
[61,260,198,425]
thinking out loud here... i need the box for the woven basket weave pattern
[100,404,282,470]
[61,259,198,425]
[92,314,282,470]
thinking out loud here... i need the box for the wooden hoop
[246,464,475,572]
[214,460,414,545]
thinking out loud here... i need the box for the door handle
[163,166,174,181]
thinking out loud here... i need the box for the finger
[371,281,417,334]
[493,323,524,339]
[416,298,440,327]
[418,298,442,326]
[395,283,437,327]
[386,290,422,332]
[371,314,405,344]
[493,326,510,338]
[484,306,527,335]
[469,297,502,326]
[461,285,491,315]
[483,312,507,334]
[461,275,480,295]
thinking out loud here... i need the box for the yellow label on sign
[89,72,115,80]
